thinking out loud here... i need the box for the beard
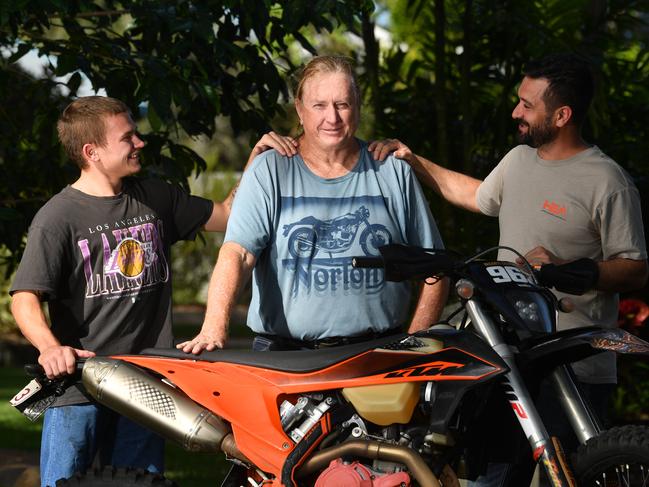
[515,114,558,148]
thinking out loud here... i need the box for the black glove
[536,258,599,295]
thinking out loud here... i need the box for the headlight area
[505,289,555,334]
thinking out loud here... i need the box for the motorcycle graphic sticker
[281,205,393,297]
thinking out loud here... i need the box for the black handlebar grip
[351,256,384,268]
[24,360,86,379]
[24,364,45,377]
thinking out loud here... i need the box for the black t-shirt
[11,178,213,405]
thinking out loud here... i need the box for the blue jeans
[40,403,164,487]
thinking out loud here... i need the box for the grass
[0,366,231,486]
[165,446,230,486]
[0,367,43,450]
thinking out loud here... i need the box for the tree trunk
[460,0,473,174]
[434,0,448,166]
[361,9,381,132]
[459,0,474,250]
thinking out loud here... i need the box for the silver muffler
[82,357,243,459]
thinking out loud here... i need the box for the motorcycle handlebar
[353,244,598,295]
[24,363,45,377]
[25,361,86,379]
[352,245,457,282]
[351,256,384,269]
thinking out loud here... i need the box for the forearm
[11,292,59,353]
[408,154,482,213]
[204,185,237,233]
[202,145,264,233]
[206,181,241,232]
[203,143,254,232]
[12,291,96,377]
[597,258,648,293]
[218,141,265,225]
[201,242,255,342]
[408,278,450,333]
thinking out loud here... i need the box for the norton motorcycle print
[282,205,391,258]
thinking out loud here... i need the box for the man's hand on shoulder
[250,131,298,162]
[38,345,95,379]
[368,139,414,163]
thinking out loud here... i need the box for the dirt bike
[282,205,391,258]
[11,244,649,486]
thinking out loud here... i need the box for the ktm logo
[542,200,567,220]
[384,361,464,378]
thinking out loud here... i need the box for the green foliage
[0,272,15,335]
[0,367,42,450]
[165,445,230,487]
[614,358,649,422]
[0,0,373,267]
[0,65,75,272]
[2,1,648,263]
[0,247,17,334]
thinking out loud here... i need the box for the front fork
[549,365,601,444]
[466,300,577,487]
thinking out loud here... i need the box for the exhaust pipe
[296,439,441,487]
[82,357,246,461]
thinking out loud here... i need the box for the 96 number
[487,265,532,284]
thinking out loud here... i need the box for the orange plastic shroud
[119,345,502,481]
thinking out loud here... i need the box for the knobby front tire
[573,425,649,486]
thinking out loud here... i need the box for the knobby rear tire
[55,466,178,486]
[573,425,649,486]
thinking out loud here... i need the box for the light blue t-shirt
[225,140,443,340]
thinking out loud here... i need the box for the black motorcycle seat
[138,333,408,373]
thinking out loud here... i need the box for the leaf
[292,31,317,55]
[148,77,173,123]
[7,43,31,63]
[66,72,82,95]
[146,103,162,132]
[54,53,77,77]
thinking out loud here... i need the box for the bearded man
[369,52,648,486]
